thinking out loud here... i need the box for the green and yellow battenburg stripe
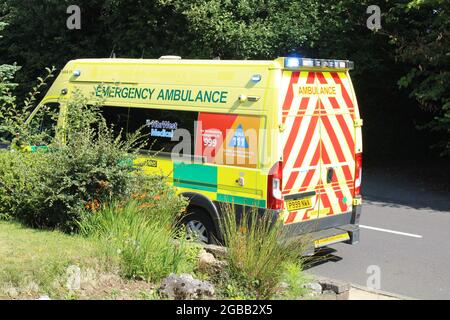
[136,157,267,208]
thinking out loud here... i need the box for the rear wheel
[182,209,217,244]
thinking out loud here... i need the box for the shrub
[0,150,51,222]
[0,91,144,231]
[78,187,193,282]
[0,67,56,147]
[278,261,311,299]
[219,205,308,299]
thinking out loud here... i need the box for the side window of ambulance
[127,108,198,155]
[100,106,198,156]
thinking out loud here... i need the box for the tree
[162,0,322,59]
[0,22,20,106]
[386,0,450,155]
[0,0,448,156]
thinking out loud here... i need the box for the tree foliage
[0,0,448,155]
[387,0,450,154]
[163,0,322,59]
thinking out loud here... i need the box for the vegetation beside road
[1,1,448,156]
[0,78,309,299]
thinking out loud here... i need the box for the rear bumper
[282,196,362,253]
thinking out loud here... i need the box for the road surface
[308,162,450,299]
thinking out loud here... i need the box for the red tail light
[268,161,284,210]
[354,153,363,196]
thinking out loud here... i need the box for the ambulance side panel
[58,60,279,212]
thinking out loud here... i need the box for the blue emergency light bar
[283,57,354,70]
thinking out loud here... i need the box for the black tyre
[181,208,218,244]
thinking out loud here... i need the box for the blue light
[73,70,81,77]
[251,74,262,83]
[285,57,301,69]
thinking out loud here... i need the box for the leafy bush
[219,205,308,299]
[78,189,192,282]
[277,261,311,299]
[0,90,144,231]
[0,150,49,221]
[0,67,56,147]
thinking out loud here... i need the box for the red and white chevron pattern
[281,71,356,225]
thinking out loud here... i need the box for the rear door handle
[327,168,334,184]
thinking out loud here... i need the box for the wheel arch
[180,192,222,238]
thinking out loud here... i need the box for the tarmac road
[308,162,450,299]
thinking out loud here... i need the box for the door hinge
[354,119,363,128]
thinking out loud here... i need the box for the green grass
[0,221,100,299]
[78,200,198,283]
[219,204,310,299]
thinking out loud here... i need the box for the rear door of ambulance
[281,69,357,227]
[281,70,322,224]
[316,71,356,220]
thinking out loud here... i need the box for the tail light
[354,153,363,196]
[268,161,284,210]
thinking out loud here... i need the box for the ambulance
[33,56,363,249]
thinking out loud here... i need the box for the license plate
[286,197,312,211]
[314,233,350,248]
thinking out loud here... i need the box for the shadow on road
[362,160,450,212]
[303,248,343,270]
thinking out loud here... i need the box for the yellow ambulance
[33,56,363,249]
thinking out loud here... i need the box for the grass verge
[0,221,159,300]
[0,221,98,298]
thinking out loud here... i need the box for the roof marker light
[301,59,314,67]
[285,57,301,69]
[251,74,262,83]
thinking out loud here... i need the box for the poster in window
[195,113,260,168]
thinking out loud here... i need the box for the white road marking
[359,225,423,239]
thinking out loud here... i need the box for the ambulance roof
[68,58,280,68]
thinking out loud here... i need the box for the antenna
[141,48,145,59]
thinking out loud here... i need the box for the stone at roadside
[203,244,228,260]
[37,295,51,300]
[303,282,323,296]
[160,273,215,300]
[5,287,19,298]
[316,277,350,300]
[318,278,350,294]
[336,290,350,300]
[320,290,337,300]
[197,250,227,275]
